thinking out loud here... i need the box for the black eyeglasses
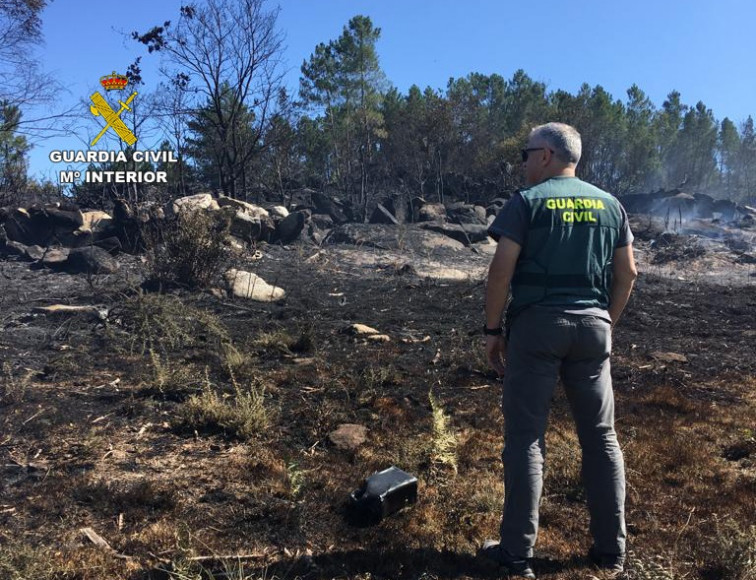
[521,147,551,162]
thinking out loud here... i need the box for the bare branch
[133,0,285,198]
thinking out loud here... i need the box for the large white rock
[79,211,113,234]
[224,269,285,302]
[217,195,270,219]
[267,205,290,220]
[172,193,220,215]
[229,211,263,242]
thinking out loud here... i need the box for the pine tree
[300,15,388,219]
[738,116,756,201]
[622,84,661,193]
[187,83,256,194]
[718,117,740,195]
[0,100,29,204]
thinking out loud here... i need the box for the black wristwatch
[483,325,503,336]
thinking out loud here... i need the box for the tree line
[2,0,756,213]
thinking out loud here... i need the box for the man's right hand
[486,335,507,377]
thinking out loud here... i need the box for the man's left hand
[485,335,507,377]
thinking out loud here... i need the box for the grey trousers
[499,307,626,558]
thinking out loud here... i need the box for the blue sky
[23,0,756,180]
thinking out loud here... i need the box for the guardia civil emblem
[89,71,138,146]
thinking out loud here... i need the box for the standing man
[480,122,637,579]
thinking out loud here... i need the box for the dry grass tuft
[73,476,177,513]
[429,390,458,478]
[624,551,679,580]
[465,468,505,518]
[357,365,398,404]
[147,349,201,395]
[223,342,250,373]
[0,542,62,580]
[160,557,277,580]
[0,543,131,580]
[286,461,307,498]
[544,426,583,501]
[700,518,756,580]
[111,291,229,355]
[250,329,294,355]
[0,361,34,405]
[175,371,269,440]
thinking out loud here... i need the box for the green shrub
[149,210,229,289]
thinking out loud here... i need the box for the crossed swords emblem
[89,90,138,146]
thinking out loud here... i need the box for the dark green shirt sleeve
[487,193,528,245]
[616,203,634,248]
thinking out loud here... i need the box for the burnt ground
[0,229,755,580]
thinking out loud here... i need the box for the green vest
[508,176,623,319]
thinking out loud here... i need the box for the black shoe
[588,546,625,576]
[478,540,536,579]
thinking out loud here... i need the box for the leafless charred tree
[151,73,193,198]
[0,0,46,99]
[133,0,286,200]
[1,1,78,150]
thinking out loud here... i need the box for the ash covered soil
[1,227,755,580]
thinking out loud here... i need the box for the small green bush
[149,210,229,289]
[176,374,268,440]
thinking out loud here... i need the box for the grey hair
[530,122,582,165]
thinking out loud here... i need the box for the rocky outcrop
[417,203,446,223]
[384,194,410,223]
[1,244,119,274]
[217,195,270,220]
[267,205,290,220]
[63,247,120,275]
[40,247,70,267]
[445,202,487,225]
[80,211,113,235]
[618,190,746,222]
[311,214,334,231]
[4,207,74,247]
[1,240,44,261]
[326,223,466,251]
[171,193,220,215]
[274,210,309,244]
[487,198,509,217]
[0,204,120,250]
[227,210,274,243]
[312,190,349,225]
[369,203,399,225]
[419,222,489,245]
[93,237,122,254]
